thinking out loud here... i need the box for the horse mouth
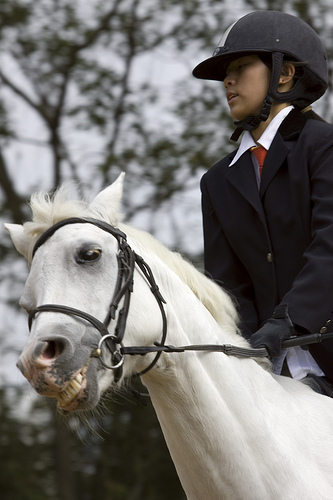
[56,372,85,409]
[55,366,92,413]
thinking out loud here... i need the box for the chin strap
[230,96,273,141]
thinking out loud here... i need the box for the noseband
[28,217,167,383]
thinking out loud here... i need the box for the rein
[28,218,333,383]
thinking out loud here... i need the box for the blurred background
[1,0,332,498]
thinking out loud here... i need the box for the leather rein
[28,217,333,384]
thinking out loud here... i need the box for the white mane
[23,183,240,337]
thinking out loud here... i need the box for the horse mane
[24,184,261,356]
[121,223,241,337]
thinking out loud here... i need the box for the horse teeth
[58,391,74,407]
[71,379,82,391]
[58,392,65,401]
[67,385,78,396]
[57,377,83,407]
[58,391,70,404]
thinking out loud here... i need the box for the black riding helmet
[193,11,328,140]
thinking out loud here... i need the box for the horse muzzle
[17,326,101,412]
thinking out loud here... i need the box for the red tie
[250,145,267,177]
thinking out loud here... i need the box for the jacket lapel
[226,151,265,218]
[259,109,307,197]
[259,134,290,197]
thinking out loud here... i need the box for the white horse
[5,174,333,500]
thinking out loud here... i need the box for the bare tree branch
[0,146,25,222]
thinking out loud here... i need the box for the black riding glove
[250,304,295,358]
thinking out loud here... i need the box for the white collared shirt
[229,105,294,167]
[229,106,294,186]
[228,105,325,380]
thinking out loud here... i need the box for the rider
[193,10,333,396]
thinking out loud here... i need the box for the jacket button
[267,253,273,263]
[320,320,331,334]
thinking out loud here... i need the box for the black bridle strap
[29,304,110,335]
[133,254,167,376]
[28,304,124,371]
[30,217,133,381]
[29,217,168,381]
[32,217,128,258]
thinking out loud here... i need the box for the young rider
[193,10,333,396]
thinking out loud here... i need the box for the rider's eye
[76,248,102,264]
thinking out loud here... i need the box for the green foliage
[0,0,31,34]
[79,381,186,499]
[0,388,54,500]
[0,383,185,500]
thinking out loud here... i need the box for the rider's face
[224,55,271,121]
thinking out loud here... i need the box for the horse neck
[140,291,331,500]
[139,288,261,498]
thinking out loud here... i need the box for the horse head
[5,173,167,413]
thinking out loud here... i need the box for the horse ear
[4,223,31,260]
[89,172,125,225]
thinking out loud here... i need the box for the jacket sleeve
[282,125,333,333]
[201,174,259,337]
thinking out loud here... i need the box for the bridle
[28,217,333,387]
[28,217,168,383]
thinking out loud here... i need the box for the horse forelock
[21,185,84,259]
[23,183,123,261]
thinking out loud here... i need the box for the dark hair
[302,108,327,122]
[259,54,303,77]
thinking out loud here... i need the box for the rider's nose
[224,72,236,88]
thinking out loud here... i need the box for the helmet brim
[192,49,271,81]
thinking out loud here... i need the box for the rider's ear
[88,172,125,226]
[279,62,295,86]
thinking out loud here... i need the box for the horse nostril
[24,336,74,371]
[42,339,66,360]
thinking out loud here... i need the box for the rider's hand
[250,304,295,358]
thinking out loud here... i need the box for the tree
[0,0,230,251]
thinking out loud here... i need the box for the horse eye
[76,248,102,264]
